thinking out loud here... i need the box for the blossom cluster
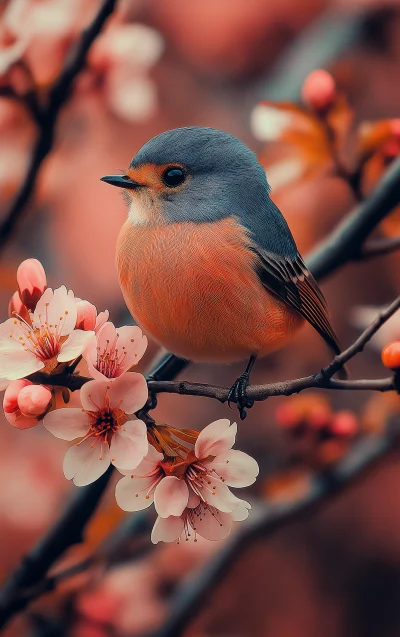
[0,258,259,544]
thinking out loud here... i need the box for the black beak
[100,174,141,189]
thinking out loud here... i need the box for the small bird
[101,127,342,418]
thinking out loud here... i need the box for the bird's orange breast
[116,217,303,362]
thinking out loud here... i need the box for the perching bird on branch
[102,127,343,418]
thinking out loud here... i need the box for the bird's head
[101,127,270,225]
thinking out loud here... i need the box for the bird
[101,127,342,419]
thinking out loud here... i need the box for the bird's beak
[100,175,141,189]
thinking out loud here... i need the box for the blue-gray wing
[252,247,341,356]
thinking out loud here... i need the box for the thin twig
[149,427,400,637]
[307,156,400,279]
[28,297,400,405]
[357,235,400,260]
[0,0,117,252]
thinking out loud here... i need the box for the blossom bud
[3,379,32,413]
[330,410,358,437]
[75,300,97,331]
[8,291,30,322]
[17,384,52,416]
[17,258,47,311]
[301,69,336,111]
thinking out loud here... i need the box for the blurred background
[3,0,400,635]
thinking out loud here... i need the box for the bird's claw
[227,373,254,420]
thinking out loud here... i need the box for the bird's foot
[228,373,254,420]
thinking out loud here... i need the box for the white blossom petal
[110,419,148,471]
[151,515,184,544]
[57,330,95,363]
[208,450,259,487]
[63,439,110,486]
[195,508,233,541]
[44,409,89,441]
[108,372,148,412]
[115,474,155,511]
[195,420,237,459]
[154,476,189,518]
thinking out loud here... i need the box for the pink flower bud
[301,69,336,111]
[17,384,52,417]
[75,300,97,331]
[3,379,32,413]
[17,258,47,311]
[4,410,40,430]
[8,291,30,322]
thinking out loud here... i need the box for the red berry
[382,342,400,369]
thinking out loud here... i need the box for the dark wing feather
[253,248,341,355]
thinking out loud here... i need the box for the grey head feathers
[131,127,298,258]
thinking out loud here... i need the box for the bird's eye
[161,166,186,188]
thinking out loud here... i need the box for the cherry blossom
[151,498,251,544]
[83,321,147,381]
[43,373,149,486]
[0,286,95,380]
[116,419,258,523]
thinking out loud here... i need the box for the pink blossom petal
[5,409,39,430]
[154,476,189,518]
[94,310,109,333]
[232,500,251,521]
[110,420,148,471]
[108,372,148,412]
[118,444,163,476]
[195,508,233,541]
[0,347,44,380]
[95,321,116,351]
[80,379,110,412]
[208,450,259,487]
[113,325,147,371]
[115,474,156,511]
[187,489,201,509]
[195,420,237,459]
[197,480,242,513]
[63,439,110,487]
[151,516,184,544]
[57,329,95,363]
[34,286,77,336]
[44,408,90,440]
[0,378,10,391]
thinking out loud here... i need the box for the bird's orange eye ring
[161,166,187,188]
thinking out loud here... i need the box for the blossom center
[184,461,221,502]
[10,305,69,362]
[181,503,224,542]
[95,333,128,377]
[87,406,126,444]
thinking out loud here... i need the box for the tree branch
[0,0,117,252]
[307,156,400,279]
[144,296,400,403]
[149,425,400,637]
[0,468,113,628]
[0,353,187,630]
[357,235,400,260]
